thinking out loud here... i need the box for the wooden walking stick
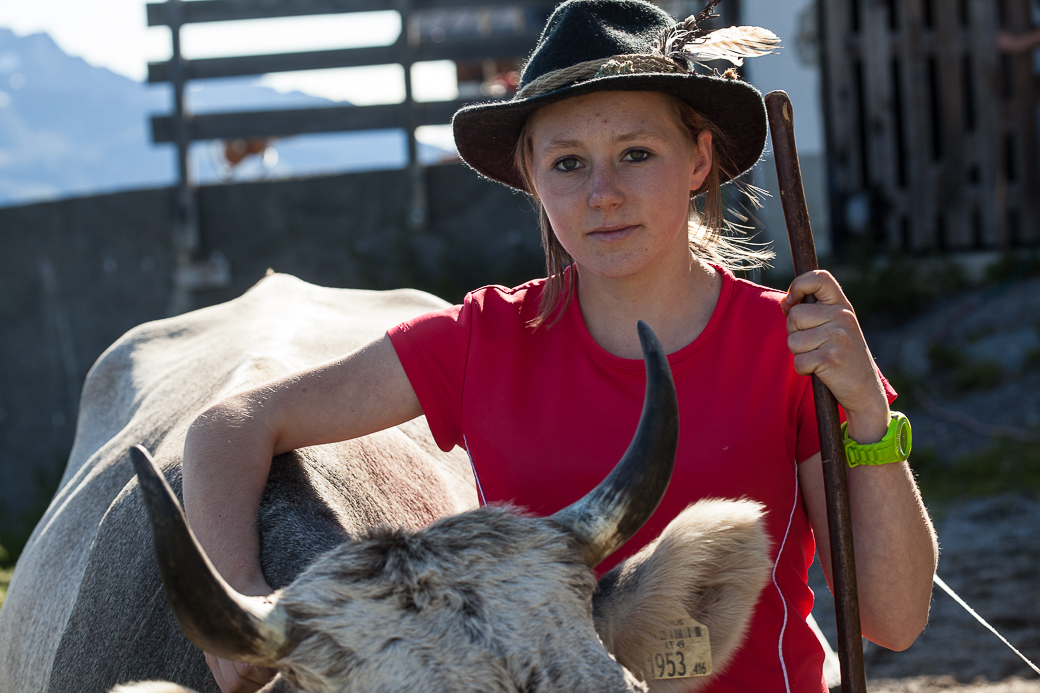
[764,90,867,693]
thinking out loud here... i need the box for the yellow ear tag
[644,606,712,680]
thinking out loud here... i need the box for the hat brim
[452,71,767,192]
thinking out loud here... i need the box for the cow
[0,273,771,693]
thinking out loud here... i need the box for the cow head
[128,323,769,692]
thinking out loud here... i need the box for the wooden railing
[819,0,1039,252]
[146,0,544,308]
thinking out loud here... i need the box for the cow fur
[0,274,771,693]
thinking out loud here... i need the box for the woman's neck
[575,254,722,359]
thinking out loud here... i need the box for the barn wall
[0,162,542,533]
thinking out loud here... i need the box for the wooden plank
[935,0,971,247]
[417,0,543,8]
[860,0,899,246]
[890,0,916,249]
[1005,0,1040,242]
[147,33,538,83]
[899,0,938,250]
[150,45,396,82]
[147,0,541,26]
[968,0,1002,247]
[148,0,379,26]
[413,31,537,62]
[150,99,474,142]
[818,0,860,248]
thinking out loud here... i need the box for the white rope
[933,573,1040,677]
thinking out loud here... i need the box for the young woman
[183,1,938,690]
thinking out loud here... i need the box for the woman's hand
[205,654,277,693]
[783,270,938,650]
[201,575,278,693]
[781,269,889,444]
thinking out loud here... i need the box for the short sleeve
[795,371,899,464]
[386,297,473,452]
[794,378,821,464]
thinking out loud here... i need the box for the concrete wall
[0,162,544,532]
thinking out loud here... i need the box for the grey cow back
[0,274,476,693]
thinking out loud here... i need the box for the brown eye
[554,157,582,171]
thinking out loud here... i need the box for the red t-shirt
[388,267,893,692]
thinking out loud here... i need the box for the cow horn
[551,321,679,567]
[129,445,294,666]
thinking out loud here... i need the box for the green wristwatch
[841,412,912,468]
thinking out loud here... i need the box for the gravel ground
[809,272,1040,692]
[811,494,1040,690]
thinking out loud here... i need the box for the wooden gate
[146,0,547,311]
[819,0,1040,253]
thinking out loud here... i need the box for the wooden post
[400,0,428,231]
[766,90,868,693]
[1002,0,1040,244]
[167,0,201,315]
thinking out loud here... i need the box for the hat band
[516,53,686,99]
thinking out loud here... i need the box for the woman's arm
[182,334,423,691]
[782,271,938,651]
[799,452,935,650]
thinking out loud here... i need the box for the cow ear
[591,499,771,692]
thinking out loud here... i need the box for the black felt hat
[451,0,777,192]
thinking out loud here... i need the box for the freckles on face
[525,91,709,279]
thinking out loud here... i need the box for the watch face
[896,417,912,459]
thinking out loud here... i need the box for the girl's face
[527,90,712,283]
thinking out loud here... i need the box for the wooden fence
[145,0,547,309]
[819,0,1040,254]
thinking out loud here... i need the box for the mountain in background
[0,28,447,209]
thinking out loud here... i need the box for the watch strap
[841,412,912,468]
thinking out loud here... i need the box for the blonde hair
[514,93,773,328]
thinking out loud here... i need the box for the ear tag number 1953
[645,606,712,681]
